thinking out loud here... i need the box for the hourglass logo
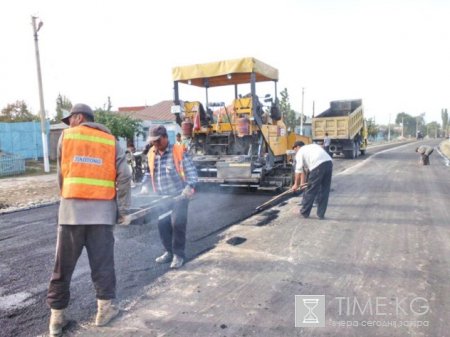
[295,295,325,327]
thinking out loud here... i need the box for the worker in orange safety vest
[46,103,131,336]
[147,125,198,269]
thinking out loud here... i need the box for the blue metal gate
[0,121,50,159]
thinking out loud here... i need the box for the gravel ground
[0,173,59,214]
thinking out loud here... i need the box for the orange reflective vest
[61,125,117,200]
[147,144,186,193]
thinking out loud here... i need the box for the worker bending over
[415,145,434,165]
[291,141,333,220]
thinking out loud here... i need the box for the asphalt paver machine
[171,57,310,190]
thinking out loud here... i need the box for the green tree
[105,96,112,112]
[426,121,441,138]
[395,112,418,137]
[279,88,297,131]
[94,109,143,140]
[53,94,72,124]
[441,108,448,137]
[416,112,426,135]
[0,100,38,122]
[365,118,378,139]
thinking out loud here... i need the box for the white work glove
[181,185,195,199]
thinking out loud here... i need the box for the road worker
[291,141,333,219]
[416,145,434,165]
[323,132,331,156]
[147,125,198,269]
[47,103,131,336]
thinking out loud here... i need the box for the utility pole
[416,116,419,137]
[32,16,50,173]
[388,113,391,142]
[401,117,404,138]
[300,87,304,135]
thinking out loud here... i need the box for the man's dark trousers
[158,198,189,258]
[47,225,116,309]
[301,160,333,218]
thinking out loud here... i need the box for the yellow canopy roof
[172,57,278,88]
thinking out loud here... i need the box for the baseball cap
[61,103,94,125]
[148,125,168,142]
[292,141,305,149]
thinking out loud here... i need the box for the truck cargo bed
[312,99,364,140]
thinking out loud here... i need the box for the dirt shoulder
[440,139,450,158]
[0,173,59,214]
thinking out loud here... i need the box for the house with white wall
[118,100,181,151]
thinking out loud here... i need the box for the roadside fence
[0,153,25,177]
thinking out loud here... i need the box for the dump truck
[170,57,310,190]
[312,99,367,159]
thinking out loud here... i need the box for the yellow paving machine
[171,57,310,190]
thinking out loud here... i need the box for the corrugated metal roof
[118,100,175,122]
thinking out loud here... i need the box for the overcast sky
[1,0,449,125]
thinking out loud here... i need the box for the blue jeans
[157,198,189,258]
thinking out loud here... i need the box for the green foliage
[105,96,112,112]
[365,118,378,138]
[279,88,298,131]
[0,100,39,122]
[426,121,441,138]
[94,109,143,140]
[381,124,400,139]
[395,112,420,137]
[53,94,73,124]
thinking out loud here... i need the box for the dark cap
[292,141,305,149]
[61,103,94,125]
[148,125,168,142]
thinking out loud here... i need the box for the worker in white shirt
[291,141,333,219]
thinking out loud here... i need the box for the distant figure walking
[415,145,433,165]
[323,132,331,156]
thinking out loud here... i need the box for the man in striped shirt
[147,125,198,269]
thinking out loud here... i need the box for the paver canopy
[172,57,278,87]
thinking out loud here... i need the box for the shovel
[254,183,308,213]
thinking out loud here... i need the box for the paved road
[68,138,449,337]
[0,190,272,337]
[1,139,440,337]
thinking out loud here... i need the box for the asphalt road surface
[0,139,445,337]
